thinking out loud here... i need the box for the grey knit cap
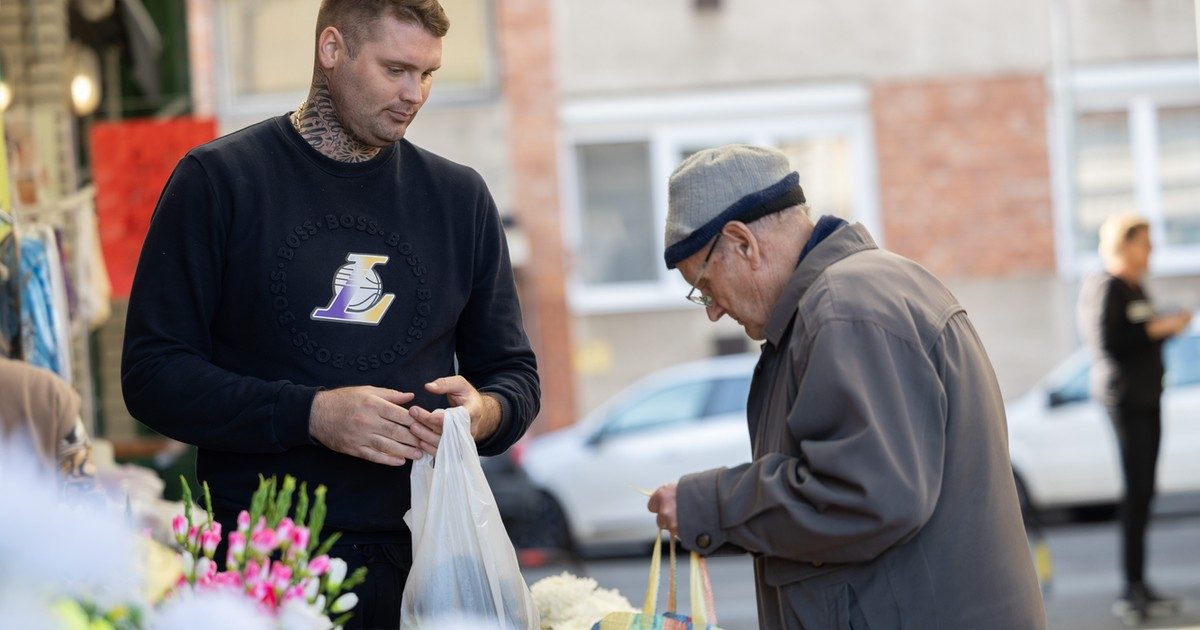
[664,144,805,269]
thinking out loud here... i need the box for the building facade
[555,0,1200,411]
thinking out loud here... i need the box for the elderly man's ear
[722,222,764,269]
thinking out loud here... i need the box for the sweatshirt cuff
[677,467,729,557]
[272,383,320,450]
[474,389,513,456]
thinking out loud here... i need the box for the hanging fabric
[18,225,72,382]
[0,209,18,358]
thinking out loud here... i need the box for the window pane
[607,381,711,435]
[707,376,751,417]
[223,0,492,97]
[1075,111,1136,255]
[777,137,856,222]
[576,142,656,284]
[1159,106,1200,247]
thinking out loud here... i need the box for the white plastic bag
[400,407,539,630]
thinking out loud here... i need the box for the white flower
[277,597,334,630]
[326,558,347,590]
[530,572,636,630]
[303,577,320,602]
[0,437,141,611]
[151,589,273,630]
[330,592,358,614]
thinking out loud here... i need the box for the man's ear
[317,26,346,70]
[722,222,764,270]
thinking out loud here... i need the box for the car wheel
[518,491,574,552]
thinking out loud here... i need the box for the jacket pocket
[778,581,874,630]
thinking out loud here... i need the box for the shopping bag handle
[642,530,719,626]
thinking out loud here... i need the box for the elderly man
[647,145,1045,628]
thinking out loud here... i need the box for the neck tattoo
[290,75,382,163]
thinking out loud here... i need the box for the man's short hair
[316,0,450,57]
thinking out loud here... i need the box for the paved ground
[522,495,1200,629]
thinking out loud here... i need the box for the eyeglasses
[685,233,722,307]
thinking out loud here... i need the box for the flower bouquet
[166,474,367,628]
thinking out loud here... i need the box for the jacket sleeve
[454,178,541,456]
[676,318,947,564]
[121,156,319,453]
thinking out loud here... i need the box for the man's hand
[407,376,502,455]
[308,386,423,466]
[648,482,680,538]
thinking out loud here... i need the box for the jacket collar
[763,222,878,346]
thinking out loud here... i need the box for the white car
[523,354,756,550]
[1007,326,1200,515]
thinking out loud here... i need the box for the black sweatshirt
[1078,272,1164,409]
[121,116,540,535]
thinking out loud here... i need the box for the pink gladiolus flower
[194,557,213,583]
[228,531,246,555]
[212,571,243,590]
[226,532,246,571]
[306,555,330,577]
[244,560,263,586]
[270,562,292,589]
[237,510,251,533]
[276,518,295,544]
[251,581,277,609]
[208,521,222,539]
[290,526,310,552]
[171,515,187,542]
[250,528,278,555]
[201,529,220,556]
[284,583,306,603]
[187,525,200,547]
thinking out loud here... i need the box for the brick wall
[496,0,576,431]
[873,75,1055,278]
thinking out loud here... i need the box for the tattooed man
[121,2,539,625]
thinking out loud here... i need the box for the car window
[605,381,711,436]
[1050,361,1090,406]
[1165,334,1200,388]
[706,376,751,417]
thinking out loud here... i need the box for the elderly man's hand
[648,482,680,538]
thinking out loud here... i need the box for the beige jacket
[0,357,93,486]
[676,224,1045,629]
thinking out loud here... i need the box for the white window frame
[1050,59,1200,279]
[210,0,500,124]
[560,84,882,315]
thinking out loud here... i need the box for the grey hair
[746,204,811,237]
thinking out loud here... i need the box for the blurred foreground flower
[530,572,636,630]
